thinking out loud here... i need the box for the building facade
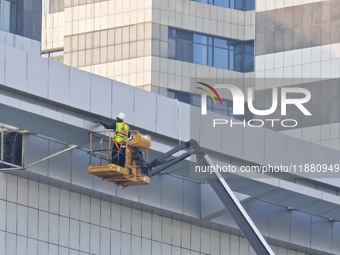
[42,0,255,92]
[255,0,340,151]
[1,0,340,255]
[42,0,340,151]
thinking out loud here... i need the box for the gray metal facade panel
[25,136,49,176]
[48,142,72,182]
[111,83,135,124]
[243,126,265,164]
[70,149,94,190]
[27,54,49,98]
[183,179,200,218]
[156,94,180,138]
[311,216,332,253]
[140,174,162,208]
[0,201,6,231]
[255,1,338,55]
[264,128,286,165]
[268,205,290,242]
[332,222,340,254]
[48,60,70,105]
[69,68,92,111]
[201,183,224,219]
[290,210,311,248]
[161,175,184,213]
[221,123,244,159]
[5,46,27,91]
[247,200,270,237]
[134,88,157,132]
[117,183,140,202]
[0,44,4,85]
[90,74,112,117]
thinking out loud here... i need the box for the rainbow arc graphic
[196,82,223,106]
[196,82,223,115]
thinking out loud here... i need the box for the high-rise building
[0,1,340,255]
[42,0,340,151]
[42,0,255,92]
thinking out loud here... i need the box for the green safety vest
[114,122,129,143]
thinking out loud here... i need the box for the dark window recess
[1,132,23,167]
[0,0,17,34]
[192,0,254,11]
[168,28,254,73]
[168,89,253,120]
[168,90,191,104]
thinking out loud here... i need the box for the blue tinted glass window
[233,44,244,72]
[193,34,208,65]
[214,0,228,8]
[168,29,176,59]
[229,46,234,70]
[235,0,244,11]
[168,29,176,40]
[177,40,193,62]
[244,42,254,72]
[0,0,17,34]
[229,0,235,9]
[208,46,213,66]
[168,28,254,73]
[214,47,229,69]
[168,90,190,104]
[244,0,255,11]
[193,34,207,44]
[195,0,209,3]
[192,0,254,11]
[214,38,228,48]
[245,41,254,54]
[192,95,201,106]
[244,53,254,72]
[178,30,192,41]
[194,44,208,65]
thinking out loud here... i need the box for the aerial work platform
[88,163,150,187]
[87,130,151,187]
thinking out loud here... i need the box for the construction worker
[100,112,129,167]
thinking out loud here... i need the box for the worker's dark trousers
[111,145,126,167]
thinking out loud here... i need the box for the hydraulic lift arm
[143,140,275,255]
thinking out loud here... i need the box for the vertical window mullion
[211,37,214,68]
[243,44,246,72]
[206,37,209,67]
[227,39,230,70]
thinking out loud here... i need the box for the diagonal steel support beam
[203,154,275,255]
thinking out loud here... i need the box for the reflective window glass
[214,0,228,8]
[214,47,229,69]
[192,0,254,11]
[193,34,207,44]
[168,28,254,72]
[177,40,193,62]
[194,44,208,65]
[214,38,228,49]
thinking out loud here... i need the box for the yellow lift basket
[87,130,151,187]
